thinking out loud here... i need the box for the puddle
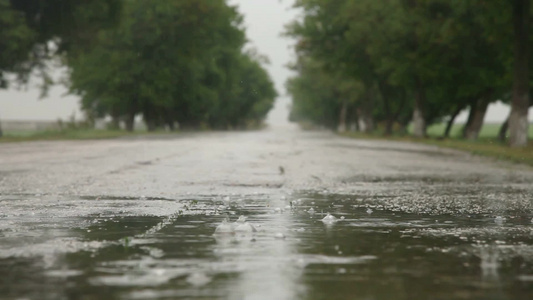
[0,192,532,299]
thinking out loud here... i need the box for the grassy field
[418,122,533,139]
[0,129,169,143]
[344,122,533,167]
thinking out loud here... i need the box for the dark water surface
[1,192,532,300]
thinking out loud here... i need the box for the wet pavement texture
[0,128,532,299]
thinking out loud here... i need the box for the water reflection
[479,245,500,281]
[0,192,532,299]
[215,212,306,300]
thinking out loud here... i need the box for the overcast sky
[229,0,298,127]
[0,0,525,124]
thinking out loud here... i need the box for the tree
[287,0,382,132]
[287,57,360,130]
[0,0,121,88]
[287,0,527,145]
[509,0,530,147]
[69,0,276,131]
[0,0,35,88]
[288,0,458,136]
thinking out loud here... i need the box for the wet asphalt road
[1,126,533,299]
[1,126,533,198]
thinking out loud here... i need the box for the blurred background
[0,0,532,146]
[0,0,296,132]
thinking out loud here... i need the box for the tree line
[0,0,277,132]
[0,0,121,89]
[286,0,531,147]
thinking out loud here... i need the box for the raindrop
[337,268,347,274]
[234,216,257,233]
[494,216,506,224]
[274,232,285,239]
[321,213,338,224]
[214,218,234,234]
[186,272,211,287]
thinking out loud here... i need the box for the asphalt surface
[1,126,532,198]
[1,126,533,300]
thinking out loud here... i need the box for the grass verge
[420,122,533,139]
[341,131,533,167]
[0,129,172,143]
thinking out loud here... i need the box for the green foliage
[286,0,519,138]
[0,129,152,143]
[0,0,121,88]
[0,0,35,87]
[68,0,276,131]
[287,57,358,129]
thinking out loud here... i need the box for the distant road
[1,127,532,198]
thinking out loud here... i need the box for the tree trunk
[356,107,374,133]
[443,105,463,138]
[356,86,375,133]
[353,113,360,132]
[385,118,394,136]
[465,95,490,140]
[509,0,530,147]
[356,108,367,132]
[364,113,375,132]
[164,113,175,131]
[110,111,120,130]
[146,120,156,132]
[378,80,393,136]
[462,101,476,138]
[167,121,175,131]
[337,100,347,133]
[125,112,135,132]
[499,116,510,142]
[143,105,157,132]
[391,94,407,135]
[412,83,426,138]
[365,88,375,132]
